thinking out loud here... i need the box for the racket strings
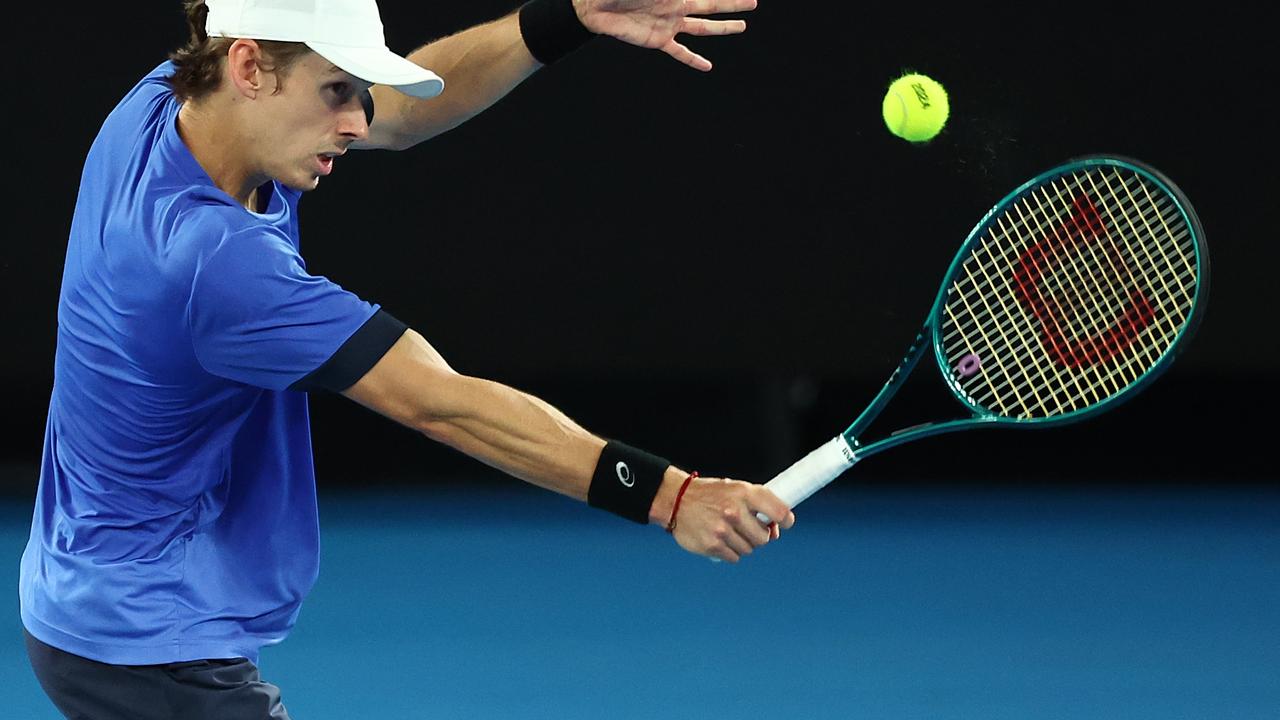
[1081,169,1196,341]
[972,181,1192,407]
[946,199,1118,412]
[972,177,1190,413]
[948,190,1195,378]
[940,166,1198,418]
[1050,172,1194,368]
[947,249,1052,416]
[1025,197,1140,353]
[947,209,1097,415]
[976,191,1124,411]
[1069,169,1195,390]
[1013,185,1148,399]
[947,167,1192,412]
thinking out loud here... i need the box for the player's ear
[226,39,266,98]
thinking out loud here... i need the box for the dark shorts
[24,629,291,720]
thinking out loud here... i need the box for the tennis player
[19,0,793,717]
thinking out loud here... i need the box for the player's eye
[327,82,354,103]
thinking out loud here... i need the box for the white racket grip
[755,435,858,523]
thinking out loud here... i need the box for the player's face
[253,54,371,191]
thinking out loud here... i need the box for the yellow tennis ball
[882,73,949,142]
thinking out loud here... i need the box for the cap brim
[306,42,444,99]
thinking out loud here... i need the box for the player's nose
[338,101,369,141]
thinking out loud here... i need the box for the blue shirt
[20,62,384,665]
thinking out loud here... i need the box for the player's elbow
[342,332,470,440]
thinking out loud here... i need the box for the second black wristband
[519,0,596,65]
[587,441,670,524]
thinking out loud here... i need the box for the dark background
[2,3,1273,494]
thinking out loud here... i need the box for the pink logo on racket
[954,353,982,379]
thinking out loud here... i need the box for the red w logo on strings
[1011,195,1156,369]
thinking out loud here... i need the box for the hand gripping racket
[758,156,1208,521]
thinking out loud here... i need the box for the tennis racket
[759,155,1208,520]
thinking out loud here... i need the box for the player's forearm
[418,377,685,522]
[415,374,601,499]
[374,12,538,149]
[342,330,686,524]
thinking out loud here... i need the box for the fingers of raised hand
[685,0,759,16]
[680,17,747,36]
[662,40,711,71]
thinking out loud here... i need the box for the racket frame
[839,155,1209,463]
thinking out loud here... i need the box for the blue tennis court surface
[4,482,1277,719]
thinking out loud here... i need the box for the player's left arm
[355,0,758,151]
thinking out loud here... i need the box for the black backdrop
[2,3,1273,492]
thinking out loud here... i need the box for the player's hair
[168,0,314,101]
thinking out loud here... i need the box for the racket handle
[754,435,858,524]
[709,436,857,562]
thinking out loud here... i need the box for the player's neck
[176,100,268,212]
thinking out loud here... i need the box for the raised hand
[574,0,759,71]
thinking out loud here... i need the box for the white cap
[205,0,443,98]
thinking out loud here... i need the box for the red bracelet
[665,471,698,534]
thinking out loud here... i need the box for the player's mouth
[316,151,343,176]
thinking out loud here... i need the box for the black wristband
[587,441,670,524]
[518,0,596,65]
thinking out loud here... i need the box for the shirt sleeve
[188,225,386,391]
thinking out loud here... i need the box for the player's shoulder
[104,61,180,126]
[171,197,289,246]
[138,60,179,88]
[86,61,184,187]
[134,60,182,100]
[169,195,300,277]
